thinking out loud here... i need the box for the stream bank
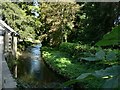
[10,44,67,88]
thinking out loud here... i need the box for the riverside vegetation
[1,1,120,89]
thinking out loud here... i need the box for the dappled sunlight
[42,50,90,79]
[102,75,113,79]
[57,58,71,64]
[2,1,119,89]
[57,64,67,68]
[43,51,52,58]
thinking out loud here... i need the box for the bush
[42,47,105,78]
[42,50,90,79]
[59,42,97,59]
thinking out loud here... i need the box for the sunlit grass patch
[42,50,91,79]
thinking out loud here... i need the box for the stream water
[16,44,65,88]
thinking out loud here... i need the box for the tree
[69,2,120,45]
[2,2,36,41]
[3,2,80,47]
[39,2,80,46]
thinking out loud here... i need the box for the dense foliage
[2,2,119,45]
[60,25,120,89]
[59,42,97,60]
[2,2,80,46]
[2,2,37,40]
[1,1,119,89]
[42,47,105,79]
[69,2,120,44]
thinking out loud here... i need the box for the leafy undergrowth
[42,50,83,79]
[59,42,97,60]
[42,47,107,88]
[76,65,120,89]
[42,45,120,88]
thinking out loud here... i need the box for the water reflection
[30,60,40,74]
[17,44,64,88]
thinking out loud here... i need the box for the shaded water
[16,44,65,88]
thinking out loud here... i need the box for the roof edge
[0,20,16,33]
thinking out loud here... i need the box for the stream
[15,44,65,88]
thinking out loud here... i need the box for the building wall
[0,25,17,60]
[0,29,4,90]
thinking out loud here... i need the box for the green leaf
[93,69,109,78]
[61,79,80,87]
[103,77,120,88]
[95,50,105,60]
[106,51,116,61]
[81,57,97,61]
[96,25,120,46]
[76,65,120,88]
[93,65,120,77]
[77,73,92,79]
[96,39,119,46]
[103,26,120,40]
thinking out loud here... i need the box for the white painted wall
[0,35,4,89]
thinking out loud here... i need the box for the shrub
[59,42,97,59]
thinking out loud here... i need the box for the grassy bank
[42,42,119,88]
[42,47,105,88]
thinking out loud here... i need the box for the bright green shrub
[42,49,95,79]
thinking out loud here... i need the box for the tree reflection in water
[16,44,64,88]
